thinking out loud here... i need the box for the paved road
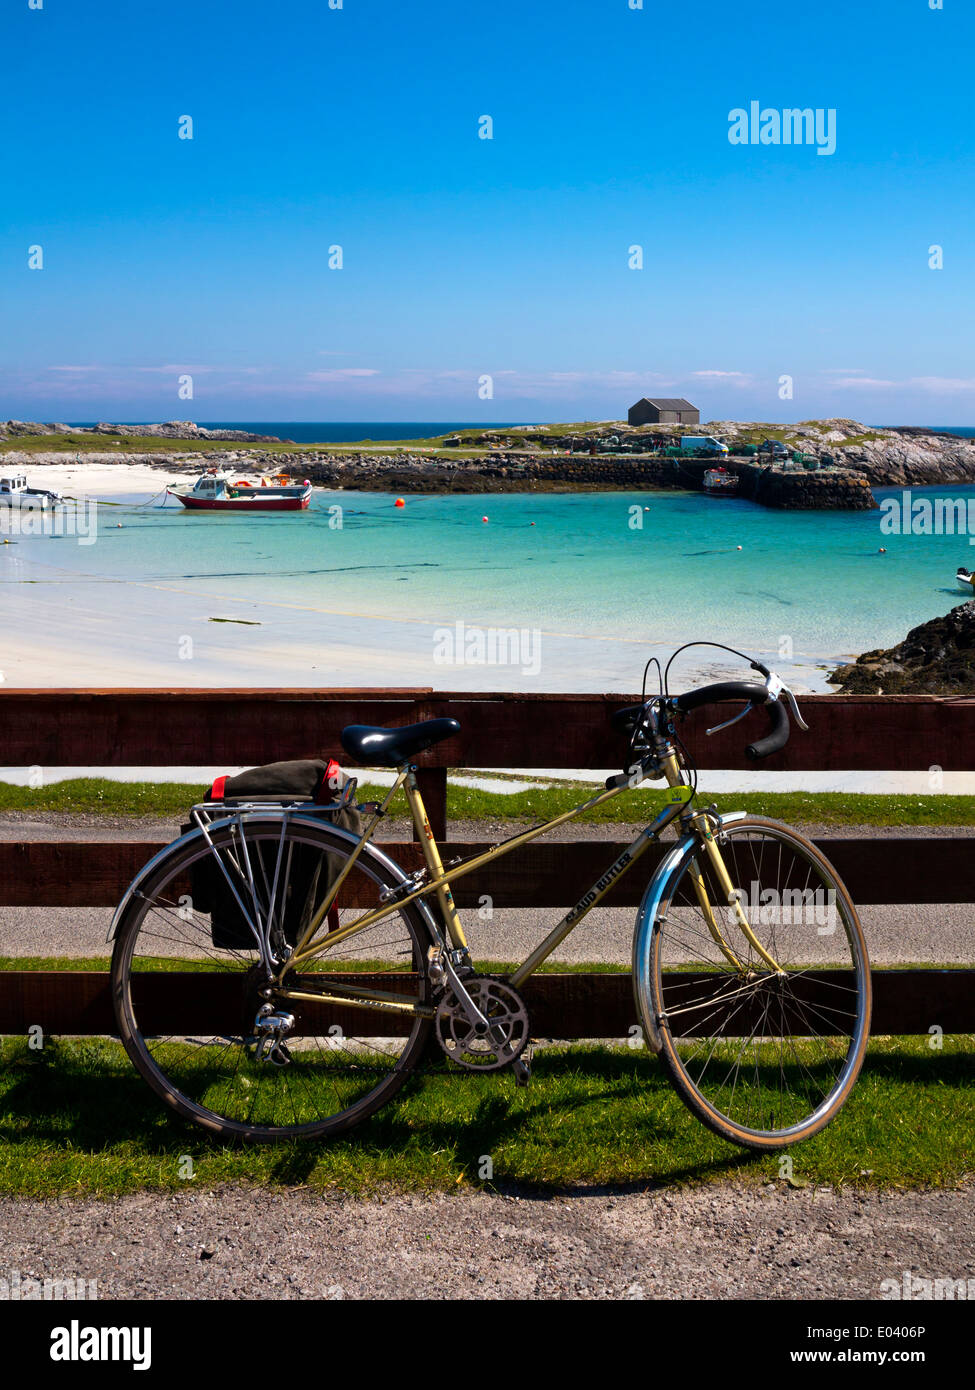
[2,1183,972,1300]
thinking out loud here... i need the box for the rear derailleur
[249,1003,295,1066]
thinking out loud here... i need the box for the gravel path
[2,1184,973,1300]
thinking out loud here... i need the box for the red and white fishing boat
[167,470,312,512]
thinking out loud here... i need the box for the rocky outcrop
[0,420,284,443]
[828,600,975,694]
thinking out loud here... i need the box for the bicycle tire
[111,817,436,1142]
[635,816,871,1150]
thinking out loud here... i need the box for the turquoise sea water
[60,421,975,443]
[16,483,972,679]
[63,422,529,443]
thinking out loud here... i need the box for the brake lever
[765,671,810,732]
[781,685,810,732]
[706,702,755,736]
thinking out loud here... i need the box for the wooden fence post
[413,767,448,841]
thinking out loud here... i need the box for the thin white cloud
[691,369,750,379]
[830,374,975,393]
[304,368,380,382]
[909,376,975,394]
[831,377,898,389]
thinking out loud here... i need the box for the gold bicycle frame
[270,745,783,1015]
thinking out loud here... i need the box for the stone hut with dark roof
[627,397,699,426]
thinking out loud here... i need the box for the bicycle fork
[660,754,784,976]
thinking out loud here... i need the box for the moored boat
[0,474,63,509]
[957,566,975,594]
[703,467,739,495]
[167,471,312,512]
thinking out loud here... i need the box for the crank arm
[442,956,492,1033]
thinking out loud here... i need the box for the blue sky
[2,0,973,424]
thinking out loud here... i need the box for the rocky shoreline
[4,417,975,509]
[828,599,975,694]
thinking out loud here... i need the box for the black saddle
[340,717,460,767]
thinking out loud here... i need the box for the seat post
[404,767,467,951]
[411,767,447,842]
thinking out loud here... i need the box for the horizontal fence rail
[2,689,975,771]
[1,837,973,907]
[1,689,973,1038]
[0,971,970,1039]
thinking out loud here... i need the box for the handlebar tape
[672,681,790,760]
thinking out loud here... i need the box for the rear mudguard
[631,811,749,1053]
[106,813,446,949]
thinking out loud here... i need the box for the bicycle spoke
[113,820,432,1140]
[646,819,869,1146]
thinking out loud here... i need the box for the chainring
[434,976,530,1071]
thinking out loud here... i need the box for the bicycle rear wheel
[638,816,870,1150]
[111,817,434,1142]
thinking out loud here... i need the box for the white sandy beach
[1,463,845,691]
[0,457,192,497]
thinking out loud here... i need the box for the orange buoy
[236,479,251,488]
[395,498,405,508]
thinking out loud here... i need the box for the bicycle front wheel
[111,817,434,1142]
[637,816,870,1150]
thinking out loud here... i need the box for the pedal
[511,1055,531,1087]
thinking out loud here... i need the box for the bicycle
[109,646,871,1151]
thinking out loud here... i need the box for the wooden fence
[1,689,973,1037]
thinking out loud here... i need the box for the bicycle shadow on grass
[0,1049,192,1152]
[6,1045,953,1193]
[0,1045,751,1189]
[340,1049,763,1191]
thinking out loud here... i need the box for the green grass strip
[1,778,973,827]
[0,1037,971,1196]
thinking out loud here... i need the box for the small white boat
[0,474,63,509]
[956,566,975,594]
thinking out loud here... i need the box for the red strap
[211,774,228,801]
[316,759,343,802]
[327,904,340,933]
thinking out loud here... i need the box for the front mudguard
[630,812,750,1053]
